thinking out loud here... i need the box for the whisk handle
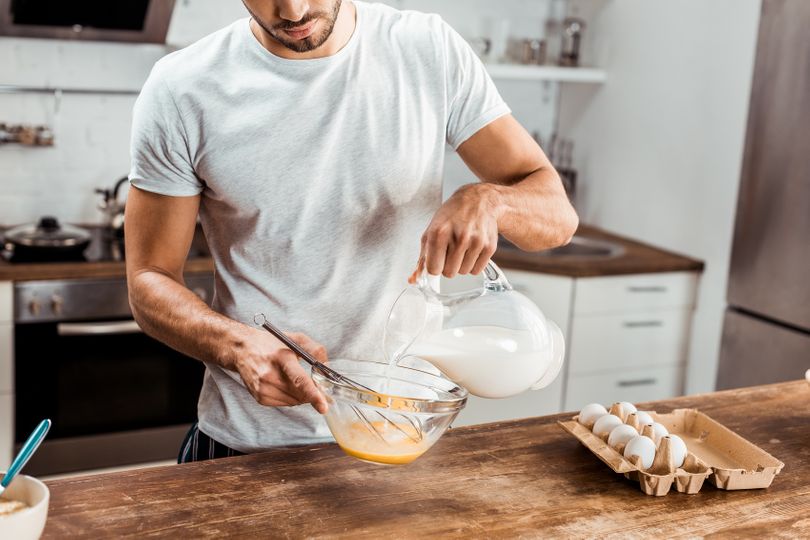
[254,314,320,368]
[253,313,375,392]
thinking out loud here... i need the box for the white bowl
[0,472,50,540]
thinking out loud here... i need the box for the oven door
[14,318,204,475]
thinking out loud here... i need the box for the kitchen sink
[499,235,625,259]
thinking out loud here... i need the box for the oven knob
[192,287,208,302]
[28,299,41,316]
[51,294,64,316]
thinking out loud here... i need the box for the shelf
[485,64,607,83]
[0,85,140,96]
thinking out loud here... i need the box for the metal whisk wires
[253,313,423,444]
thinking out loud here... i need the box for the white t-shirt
[129,1,510,452]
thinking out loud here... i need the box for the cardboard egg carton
[558,402,784,496]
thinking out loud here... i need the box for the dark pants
[178,422,244,463]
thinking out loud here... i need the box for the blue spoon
[0,419,51,497]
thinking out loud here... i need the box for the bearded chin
[252,0,342,54]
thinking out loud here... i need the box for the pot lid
[4,216,92,248]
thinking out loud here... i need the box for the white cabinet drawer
[574,272,698,315]
[568,310,691,375]
[0,323,12,393]
[0,281,11,323]
[564,364,684,412]
[453,373,563,427]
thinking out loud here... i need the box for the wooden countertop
[0,257,214,281]
[43,381,808,538]
[0,224,701,282]
[0,224,214,281]
[493,224,704,278]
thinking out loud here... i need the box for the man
[126,0,578,462]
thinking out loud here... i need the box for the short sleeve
[442,21,511,150]
[129,66,203,196]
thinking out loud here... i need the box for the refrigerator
[717,0,810,390]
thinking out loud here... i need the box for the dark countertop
[493,224,704,278]
[42,381,808,538]
[0,223,702,282]
[0,257,214,282]
[0,224,214,281]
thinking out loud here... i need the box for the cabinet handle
[623,320,664,328]
[617,378,658,387]
[627,286,668,293]
[57,320,142,336]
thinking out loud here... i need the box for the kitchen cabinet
[441,268,698,422]
[0,280,13,466]
[564,272,698,411]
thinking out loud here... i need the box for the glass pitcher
[383,261,565,399]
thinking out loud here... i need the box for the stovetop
[1,224,210,264]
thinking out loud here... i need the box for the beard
[246,0,343,53]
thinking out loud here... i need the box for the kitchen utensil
[95,176,128,238]
[559,17,586,67]
[383,261,565,399]
[518,38,546,65]
[4,217,91,262]
[548,132,558,163]
[253,314,426,445]
[312,358,467,465]
[0,419,50,497]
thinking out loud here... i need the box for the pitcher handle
[416,261,512,293]
[530,319,565,390]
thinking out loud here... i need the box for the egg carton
[558,403,784,496]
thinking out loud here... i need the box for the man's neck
[249,1,356,60]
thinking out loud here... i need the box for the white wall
[1,0,562,224]
[559,0,762,394]
[0,0,248,225]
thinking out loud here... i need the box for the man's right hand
[231,327,330,414]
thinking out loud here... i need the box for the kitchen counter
[493,224,704,277]
[0,223,701,282]
[0,225,214,281]
[42,381,807,538]
[0,257,213,281]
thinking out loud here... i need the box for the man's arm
[417,114,579,278]
[125,186,328,413]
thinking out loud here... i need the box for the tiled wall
[0,0,565,225]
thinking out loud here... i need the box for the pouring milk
[384,262,565,399]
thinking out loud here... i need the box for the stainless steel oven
[13,274,213,475]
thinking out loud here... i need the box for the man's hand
[231,327,330,414]
[413,183,502,281]
[410,114,578,282]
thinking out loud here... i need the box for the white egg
[663,434,688,468]
[619,401,638,420]
[578,403,608,426]
[649,422,670,445]
[592,414,623,437]
[608,424,639,449]
[623,435,657,470]
[634,411,654,426]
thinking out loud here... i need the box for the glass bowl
[312,358,468,465]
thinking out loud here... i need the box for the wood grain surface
[0,223,701,282]
[42,381,808,539]
[493,224,704,278]
[0,257,214,282]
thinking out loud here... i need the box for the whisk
[253,314,423,444]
